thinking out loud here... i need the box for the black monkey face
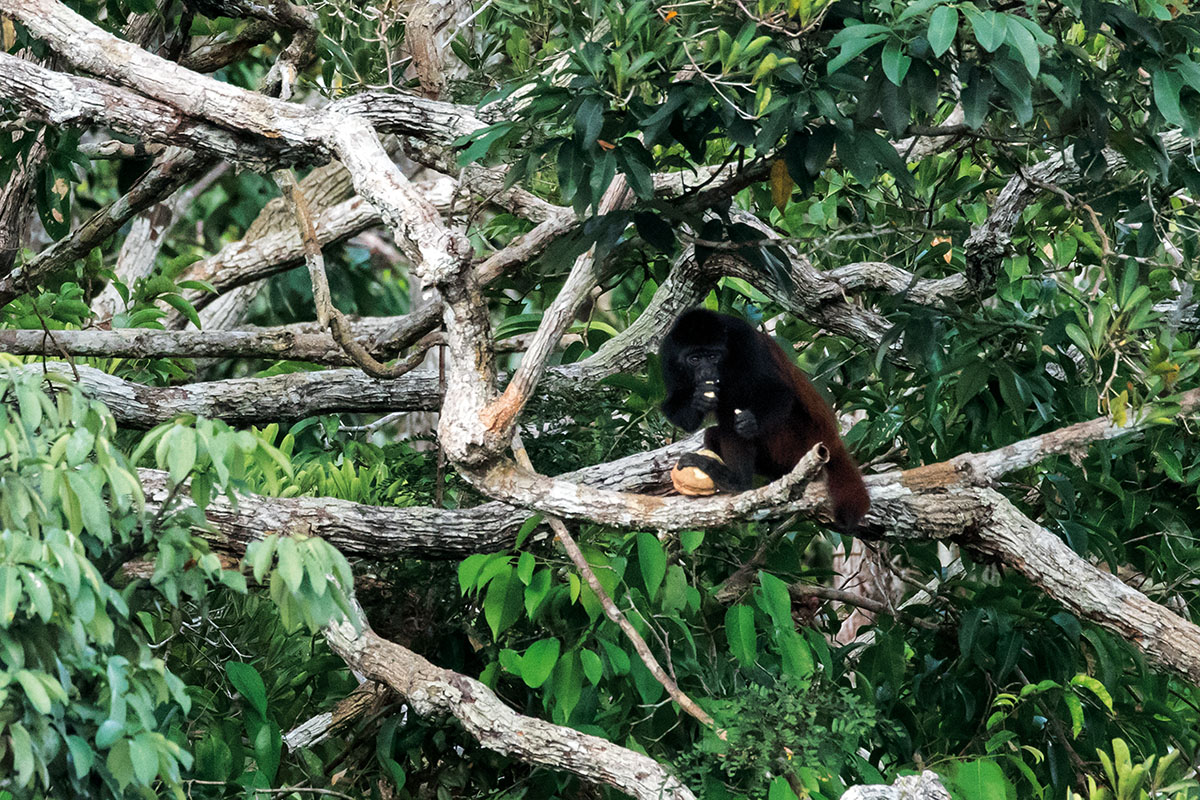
[683,347,724,385]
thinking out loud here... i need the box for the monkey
[660,308,870,528]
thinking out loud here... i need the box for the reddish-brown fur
[757,334,870,525]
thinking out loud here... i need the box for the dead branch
[787,583,940,631]
[21,363,442,427]
[481,176,635,437]
[322,612,696,800]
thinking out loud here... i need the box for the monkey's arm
[662,392,705,431]
[676,451,752,492]
[697,426,757,491]
[663,382,719,432]
[733,408,759,438]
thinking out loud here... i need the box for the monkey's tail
[825,446,871,529]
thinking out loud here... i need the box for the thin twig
[546,515,721,734]
[787,583,941,631]
[274,169,438,380]
[509,433,720,734]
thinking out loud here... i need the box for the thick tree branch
[323,615,696,800]
[138,433,700,559]
[21,363,441,427]
[0,52,288,167]
[971,489,1200,682]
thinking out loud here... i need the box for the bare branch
[21,363,441,427]
[0,52,288,167]
[923,386,1200,486]
[963,130,1193,291]
[323,614,696,800]
[466,444,828,532]
[481,177,635,438]
[970,489,1200,683]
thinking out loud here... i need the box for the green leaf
[525,569,552,617]
[967,9,1007,52]
[226,661,268,716]
[990,56,1032,123]
[680,530,704,553]
[17,378,43,430]
[768,776,799,800]
[161,293,202,330]
[1119,259,1139,305]
[521,638,561,688]
[483,569,523,638]
[15,669,52,714]
[1007,21,1040,77]
[10,722,34,787]
[1175,56,1200,93]
[725,605,757,667]
[96,718,125,749]
[1064,323,1094,358]
[1070,674,1115,713]
[251,718,282,782]
[897,0,944,22]
[827,31,887,74]
[599,638,631,675]
[515,514,543,548]
[517,551,536,585]
[65,735,95,780]
[637,532,667,601]
[757,571,793,630]
[0,564,21,625]
[1156,448,1184,482]
[129,734,159,786]
[956,361,990,408]
[166,426,197,485]
[581,649,603,684]
[494,313,545,341]
[828,22,891,46]
[740,35,772,65]
[107,739,135,790]
[634,211,677,251]
[927,5,958,56]
[950,759,1011,800]
[458,553,491,594]
[1153,70,1185,127]
[881,40,911,85]
[779,629,814,681]
[275,536,304,593]
[1062,692,1084,737]
[455,122,516,165]
[962,69,993,128]
[249,534,279,584]
[576,95,605,146]
[67,471,110,540]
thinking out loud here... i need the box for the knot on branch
[963,230,1011,294]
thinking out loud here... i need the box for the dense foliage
[4,0,1200,796]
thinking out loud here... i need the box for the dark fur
[660,309,870,528]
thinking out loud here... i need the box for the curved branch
[465,445,828,532]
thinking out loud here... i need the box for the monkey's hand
[693,382,719,414]
[734,408,759,438]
